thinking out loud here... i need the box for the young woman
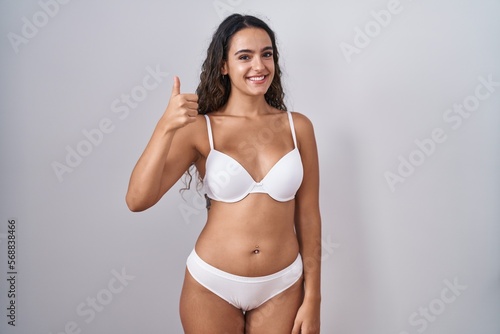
[126,14,322,334]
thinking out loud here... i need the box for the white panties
[186,249,303,311]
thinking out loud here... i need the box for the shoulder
[289,112,319,165]
[289,111,315,138]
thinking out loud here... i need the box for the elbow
[126,200,142,213]
[126,184,162,212]
[125,193,148,212]
[127,203,144,213]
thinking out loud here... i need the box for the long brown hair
[196,13,287,114]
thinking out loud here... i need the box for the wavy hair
[196,13,287,114]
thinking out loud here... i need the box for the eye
[263,52,273,58]
[238,54,250,60]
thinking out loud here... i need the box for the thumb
[171,76,181,96]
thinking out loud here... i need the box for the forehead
[228,28,272,51]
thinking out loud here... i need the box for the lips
[247,75,268,84]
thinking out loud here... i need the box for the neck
[222,92,270,117]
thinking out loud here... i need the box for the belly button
[253,245,260,254]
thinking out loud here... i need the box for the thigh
[179,268,245,334]
[245,275,304,334]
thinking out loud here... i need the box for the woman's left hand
[291,300,321,334]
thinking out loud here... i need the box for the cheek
[267,59,275,71]
[229,63,249,77]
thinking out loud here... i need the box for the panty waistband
[187,249,303,284]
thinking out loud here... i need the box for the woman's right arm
[125,76,199,212]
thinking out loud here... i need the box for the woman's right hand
[160,76,199,131]
[126,76,200,211]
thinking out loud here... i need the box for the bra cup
[262,149,303,201]
[204,151,256,202]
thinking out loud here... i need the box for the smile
[247,75,268,83]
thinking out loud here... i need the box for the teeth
[249,76,265,81]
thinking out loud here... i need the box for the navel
[253,245,260,254]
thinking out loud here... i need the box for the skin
[126,27,321,333]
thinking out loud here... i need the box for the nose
[252,56,265,71]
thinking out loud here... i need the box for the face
[222,27,275,98]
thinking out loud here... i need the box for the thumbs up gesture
[162,76,199,130]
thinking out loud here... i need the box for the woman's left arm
[292,112,322,334]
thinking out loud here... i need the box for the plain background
[1,0,499,333]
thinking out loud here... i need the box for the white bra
[203,111,303,203]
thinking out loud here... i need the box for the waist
[194,242,300,277]
[195,218,299,276]
[188,249,303,282]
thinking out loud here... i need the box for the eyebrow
[234,46,273,56]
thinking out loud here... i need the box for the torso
[192,110,301,277]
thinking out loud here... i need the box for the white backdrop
[1,0,499,333]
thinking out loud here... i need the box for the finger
[171,76,181,96]
[185,101,199,110]
[183,93,198,102]
[291,322,301,334]
[183,112,197,124]
[187,109,198,117]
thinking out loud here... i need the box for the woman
[126,14,321,334]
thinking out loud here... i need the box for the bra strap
[287,111,298,148]
[204,115,214,149]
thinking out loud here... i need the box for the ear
[221,61,228,75]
